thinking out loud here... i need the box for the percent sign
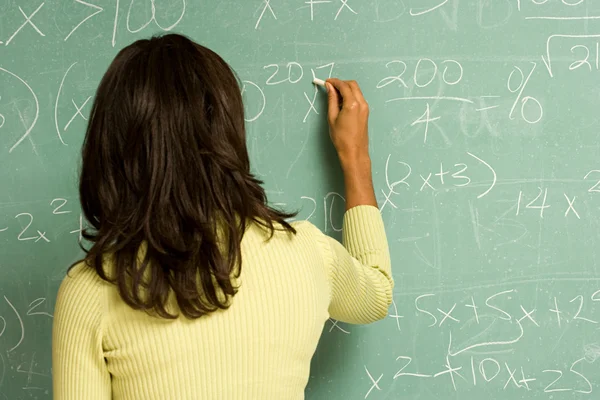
[507,62,543,124]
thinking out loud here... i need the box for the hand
[325,78,370,166]
[325,78,377,210]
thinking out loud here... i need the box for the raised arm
[317,78,394,324]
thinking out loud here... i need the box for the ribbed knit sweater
[52,205,393,399]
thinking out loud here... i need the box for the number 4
[412,103,442,144]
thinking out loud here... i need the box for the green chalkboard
[2,0,600,398]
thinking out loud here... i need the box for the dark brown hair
[77,33,296,319]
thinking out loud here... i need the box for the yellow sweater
[52,205,393,399]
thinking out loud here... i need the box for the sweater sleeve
[315,205,394,324]
[52,265,112,400]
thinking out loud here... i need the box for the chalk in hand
[313,78,326,88]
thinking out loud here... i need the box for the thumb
[326,82,339,123]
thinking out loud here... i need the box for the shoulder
[58,262,107,295]
[252,218,324,240]
[55,262,109,322]
[287,219,329,246]
[53,262,108,360]
[288,220,336,261]
[254,219,331,250]
[289,219,322,236]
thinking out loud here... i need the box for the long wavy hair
[76,33,296,319]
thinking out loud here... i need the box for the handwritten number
[543,370,570,393]
[15,213,36,241]
[300,196,317,221]
[570,295,598,324]
[264,64,287,85]
[584,170,600,193]
[51,198,71,214]
[27,298,53,318]
[393,356,431,379]
[569,45,592,71]
[377,60,408,88]
[452,163,471,187]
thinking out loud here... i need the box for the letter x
[420,173,436,191]
[517,305,539,327]
[35,231,50,243]
[380,188,398,211]
[364,366,382,398]
[64,97,92,131]
[255,0,277,29]
[438,303,459,326]
[6,3,46,46]
[328,318,349,334]
[335,0,358,20]
[303,89,319,122]
[564,194,580,219]
[503,363,522,389]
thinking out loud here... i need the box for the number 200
[377,58,464,89]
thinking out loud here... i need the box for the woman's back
[54,209,391,399]
[52,33,393,399]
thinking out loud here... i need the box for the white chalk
[313,78,326,88]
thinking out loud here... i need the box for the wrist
[338,151,371,172]
[341,156,373,189]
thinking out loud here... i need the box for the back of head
[78,33,295,319]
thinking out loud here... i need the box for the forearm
[339,154,377,211]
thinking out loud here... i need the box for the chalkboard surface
[2,0,600,398]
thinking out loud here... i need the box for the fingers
[347,80,368,110]
[327,78,356,110]
[325,78,369,125]
[326,82,340,123]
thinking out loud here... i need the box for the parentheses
[4,296,24,353]
[0,68,40,153]
[466,152,496,198]
[241,80,266,123]
[55,62,78,146]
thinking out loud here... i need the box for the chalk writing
[3,1,600,398]
[64,0,104,41]
[0,68,40,153]
[506,62,543,124]
[5,4,46,46]
[126,0,186,33]
[255,0,277,29]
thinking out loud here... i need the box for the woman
[52,33,393,399]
